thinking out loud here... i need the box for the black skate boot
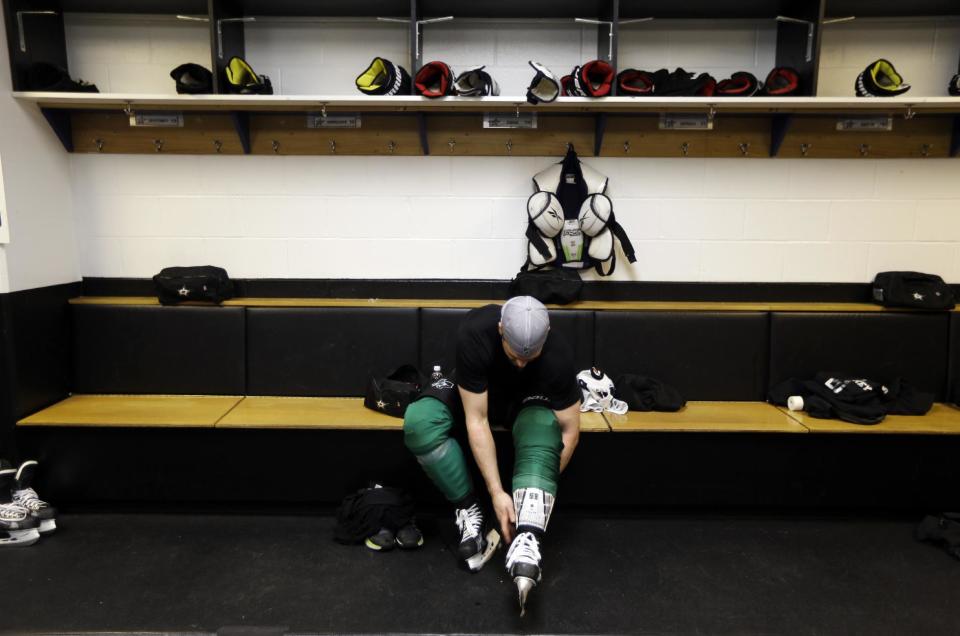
[364,527,396,551]
[0,465,40,547]
[506,531,542,616]
[455,502,500,571]
[395,521,424,549]
[13,460,57,536]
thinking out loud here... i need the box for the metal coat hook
[738,142,750,156]
[859,143,870,157]
[680,142,689,157]
[921,144,931,157]
[448,138,456,153]
[94,138,104,152]
[623,140,630,154]
[321,105,327,119]
[329,140,336,154]
[387,140,397,154]
[800,143,811,157]
[213,139,223,153]
[272,140,280,154]
[904,105,916,120]
[123,103,134,117]
[506,139,513,154]
[153,139,164,153]
[707,105,717,121]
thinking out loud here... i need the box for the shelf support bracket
[594,113,607,157]
[951,116,960,158]
[418,113,430,156]
[770,114,792,157]
[40,108,73,152]
[230,111,250,154]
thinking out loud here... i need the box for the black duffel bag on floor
[872,271,955,310]
[153,265,234,305]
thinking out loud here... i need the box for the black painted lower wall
[14,426,960,513]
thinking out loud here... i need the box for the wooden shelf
[16,92,960,115]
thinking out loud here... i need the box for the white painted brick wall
[58,15,960,284]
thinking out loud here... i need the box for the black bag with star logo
[872,271,955,310]
[153,266,235,305]
[364,365,425,418]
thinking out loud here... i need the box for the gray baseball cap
[500,296,550,358]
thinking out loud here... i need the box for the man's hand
[492,489,517,543]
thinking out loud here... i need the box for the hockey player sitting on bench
[403,296,581,614]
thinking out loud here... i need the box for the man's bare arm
[554,401,581,473]
[460,386,516,541]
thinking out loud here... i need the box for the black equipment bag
[334,484,415,544]
[364,364,424,418]
[872,271,955,310]
[153,266,234,305]
[510,268,582,305]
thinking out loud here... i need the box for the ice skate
[13,460,57,536]
[0,467,40,547]
[455,502,500,571]
[506,530,542,616]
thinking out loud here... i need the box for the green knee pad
[512,406,562,496]
[403,397,472,503]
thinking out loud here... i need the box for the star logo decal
[178,286,190,297]
[913,292,924,301]
[376,400,386,409]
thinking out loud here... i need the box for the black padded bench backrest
[246,307,418,396]
[594,311,770,401]
[769,312,950,400]
[73,305,245,395]
[420,307,595,374]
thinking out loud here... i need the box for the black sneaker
[395,521,424,549]
[455,503,500,571]
[364,527,395,551]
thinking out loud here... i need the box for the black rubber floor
[2,512,959,635]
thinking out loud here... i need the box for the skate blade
[515,576,536,617]
[39,519,57,535]
[0,528,40,547]
[466,528,501,571]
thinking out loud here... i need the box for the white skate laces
[0,502,29,522]
[506,531,542,572]
[456,503,483,541]
[514,487,555,532]
[577,367,628,415]
[12,488,47,512]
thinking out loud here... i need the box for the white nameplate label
[659,113,713,130]
[306,114,361,128]
[129,112,184,127]
[836,116,892,132]
[483,113,538,129]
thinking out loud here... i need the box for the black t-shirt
[456,304,580,419]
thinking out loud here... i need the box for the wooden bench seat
[16,394,243,428]
[604,401,809,433]
[18,395,611,432]
[775,403,960,434]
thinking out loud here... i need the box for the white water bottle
[431,365,443,382]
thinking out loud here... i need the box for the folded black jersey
[856,59,910,97]
[356,57,411,96]
[762,67,800,96]
[568,60,614,97]
[224,56,272,95]
[453,65,499,96]
[27,62,98,93]
[650,68,716,96]
[170,63,213,94]
[415,61,455,97]
[716,71,759,97]
[617,69,656,96]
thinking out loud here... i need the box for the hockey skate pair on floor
[0,460,57,547]
[455,487,552,616]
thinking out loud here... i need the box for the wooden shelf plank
[777,403,960,434]
[15,92,960,115]
[604,402,809,433]
[17,395,242,428]
[218,396,403,430]
[68,296,942,313]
